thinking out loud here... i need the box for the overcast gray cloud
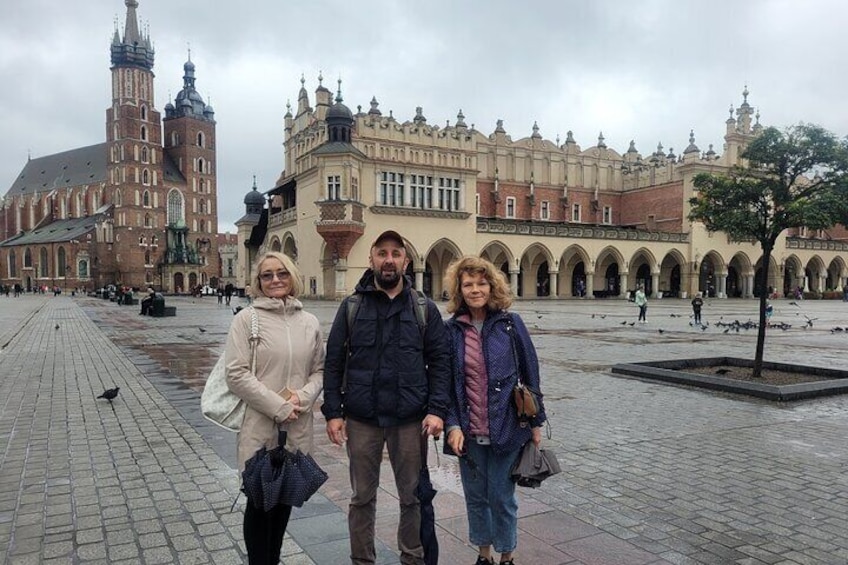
[2,0,847,233]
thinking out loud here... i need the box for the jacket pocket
[395,370,428,419]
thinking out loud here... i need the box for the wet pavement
[1,293,847,564]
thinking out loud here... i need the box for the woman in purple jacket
[443,256,547,565]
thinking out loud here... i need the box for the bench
[163,306,177,317]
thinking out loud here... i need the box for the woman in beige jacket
[225,251,324,564]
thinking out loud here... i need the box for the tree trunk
[753,245,773,379]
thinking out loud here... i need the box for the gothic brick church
[0,0,218,293]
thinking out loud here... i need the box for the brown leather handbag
[507,315,541,422]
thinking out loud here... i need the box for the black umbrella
[414,435,439,565]
[510,441,561,488]
[242,429,328,512]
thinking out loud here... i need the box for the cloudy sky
[2,0,847,233]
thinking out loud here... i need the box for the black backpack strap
[408,288,428,336]
[342,294,362,396]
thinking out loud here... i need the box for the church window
[572,203,582,222]
[540,200,550,220]
[167,190,184,226]
[197,132,205,147]
[8,250,16,278]
[39,248,49,277]
[142,169,150,186]
[140,125,147,141]
[200,219,206,233]
[57,247,66,277]
[24,248,32,268]
[144,213,151,227]
[141,147,149,163]
[143,190,151,207]
[197,158,205,173]
[114,189,122,206]
[78,259,88,278]
[199,199,207,214]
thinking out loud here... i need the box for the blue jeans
[459,440,521,554]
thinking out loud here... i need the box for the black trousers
[244,503,293,565]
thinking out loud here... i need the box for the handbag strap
[505,313,525,386]
[249,306,259,376]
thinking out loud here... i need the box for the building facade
[240,79,848,301]
[0,0,219,293]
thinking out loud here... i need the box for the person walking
[225,251,325,565]
[225,282,234,306]
[442,256,547,565]
[691,292,704,325]
[322,230,450,565]
[635,284,648,323]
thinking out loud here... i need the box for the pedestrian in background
[443,256,547,565]
[691,292,704,325]
[635,285,648,324]
[225,251,324,564]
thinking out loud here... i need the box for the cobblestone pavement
[1,293,847,564]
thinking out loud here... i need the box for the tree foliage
[689,124,848,377]
[690,124,848,246]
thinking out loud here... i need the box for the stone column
[334,259,348,300]
[586,273,595,299]
[803,275,810,292]
[619,273,629,298]
[651,272,660,298]
[745,274,754,298]
[549,271,558,298]
[414,268,424,293]
[510,270,519,296]
[718,272,727,298]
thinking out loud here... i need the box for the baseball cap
[372,230,405,248]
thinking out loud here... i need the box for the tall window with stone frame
[603,205,612,224]
[540,200,550,220]
[167,190,184,227]
[506,197,516,219]
[327,175,341,200]
[438,177,460,211]
[8,250,16,278]
[380,172,404,206]
[410,174,433,209]
[572,203,581,222]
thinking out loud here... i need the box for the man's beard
[376,268,401,289]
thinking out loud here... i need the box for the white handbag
[201,306,259,431]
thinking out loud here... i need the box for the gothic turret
[110,0,154,70]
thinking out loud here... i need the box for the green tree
[689,124,848,378]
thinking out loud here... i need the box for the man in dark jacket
[323,230,450,565]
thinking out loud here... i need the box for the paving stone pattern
[0,294,847,564]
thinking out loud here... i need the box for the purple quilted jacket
[445,309,547,456]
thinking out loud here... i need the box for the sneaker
[500,560,515,565]
[475,557,494,565]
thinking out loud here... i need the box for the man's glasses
[259,271,290,282]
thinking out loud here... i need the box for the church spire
[110,0,154,70]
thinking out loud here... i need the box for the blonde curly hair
[443,255,513,314]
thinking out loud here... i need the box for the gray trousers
[346,419,423,565]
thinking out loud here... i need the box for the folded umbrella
[242,429,328,512]
[510,441,561,488]
[414,435,439,565]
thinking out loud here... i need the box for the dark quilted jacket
[445,309,547,455]
[322,270,450,428]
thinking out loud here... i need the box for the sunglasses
[259,271,290,282]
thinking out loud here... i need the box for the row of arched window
[5,246,77,278]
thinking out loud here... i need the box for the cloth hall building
[0,0,219,293]
[238,80,848,301]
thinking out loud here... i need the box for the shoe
[475,557,494,565]
[499,560,515,565]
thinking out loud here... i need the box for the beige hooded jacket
[225,296,324,471]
